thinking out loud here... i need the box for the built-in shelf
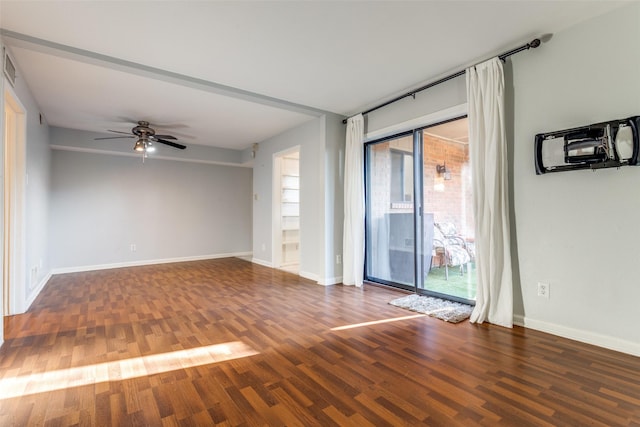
[281,155,300,266]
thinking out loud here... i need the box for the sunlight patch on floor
[0,341,258,400]
[330,314,426,331]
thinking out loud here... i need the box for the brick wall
[369,135,414,222]
[423,133,474,238]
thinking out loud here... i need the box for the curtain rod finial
[529,38,541,49]
[539,33,553,44]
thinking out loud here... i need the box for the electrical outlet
[130,243,137,252]
[336,255,341,265]
[537,282,550,299]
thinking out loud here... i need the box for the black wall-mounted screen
[535,116,639,174]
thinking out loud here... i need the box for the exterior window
[390,150,413,203]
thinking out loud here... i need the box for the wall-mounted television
[535,116,639,174]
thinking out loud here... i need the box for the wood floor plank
[0,258,638,426]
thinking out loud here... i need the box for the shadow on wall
[503,60,524,317]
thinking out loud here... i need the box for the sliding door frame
[411,130,424,295]
[364,111,474,305]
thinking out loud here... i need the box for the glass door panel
[365,134,415,289]
[419,118,476,302]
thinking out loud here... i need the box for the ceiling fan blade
[116,116,189,129]
[155,138,186,150]
[156,130,196,139]
[153,134,177,140]
[94,136,135,140]
[150,122,189,129]
[107,129,133,135]
[115,116,139,124]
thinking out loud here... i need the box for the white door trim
[3,81,27,315]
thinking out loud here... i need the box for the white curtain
[343,114,365,287]
[466,58,513,328]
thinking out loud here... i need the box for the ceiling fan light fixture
[134,139,145,152]
[97,120,186,154]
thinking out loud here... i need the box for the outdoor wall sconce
[436,163,452,180]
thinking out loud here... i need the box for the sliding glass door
[365,117,476,304]
[365,132,416,289]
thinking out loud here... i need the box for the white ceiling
[427,118,469,145]
[0,1,628,151]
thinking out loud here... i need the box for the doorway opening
[3,84,27,320]
[272,147,300,274]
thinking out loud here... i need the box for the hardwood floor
[1,258,638,426]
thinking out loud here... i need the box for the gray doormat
[389,294,473,323]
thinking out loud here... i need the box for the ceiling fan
[94,120,187,153]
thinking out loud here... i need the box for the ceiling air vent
[3,48,16,87]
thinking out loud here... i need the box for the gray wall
[49,129,252,270]
[252,117,322,276]
[1,40,52,314]
[366,75,467,134]
[252,114,345,284]
[510,2,640,352]
[23,75,51,305]
[323,113,346,282]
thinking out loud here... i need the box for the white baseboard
[25,271,53,311]
[250,260,338,286]
[299,270,319,282]
[514,314,640,357]
[51,252,253,275]
[318,276,343,286]
[251,258,272,268]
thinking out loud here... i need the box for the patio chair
[435,222,475,261]
[432,224,471,280]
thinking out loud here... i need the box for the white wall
[252,114,345,284]
[49,130,252,271]
[1,40,52,314]
[511,2,640,355]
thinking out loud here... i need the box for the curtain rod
[342,37,543,124]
